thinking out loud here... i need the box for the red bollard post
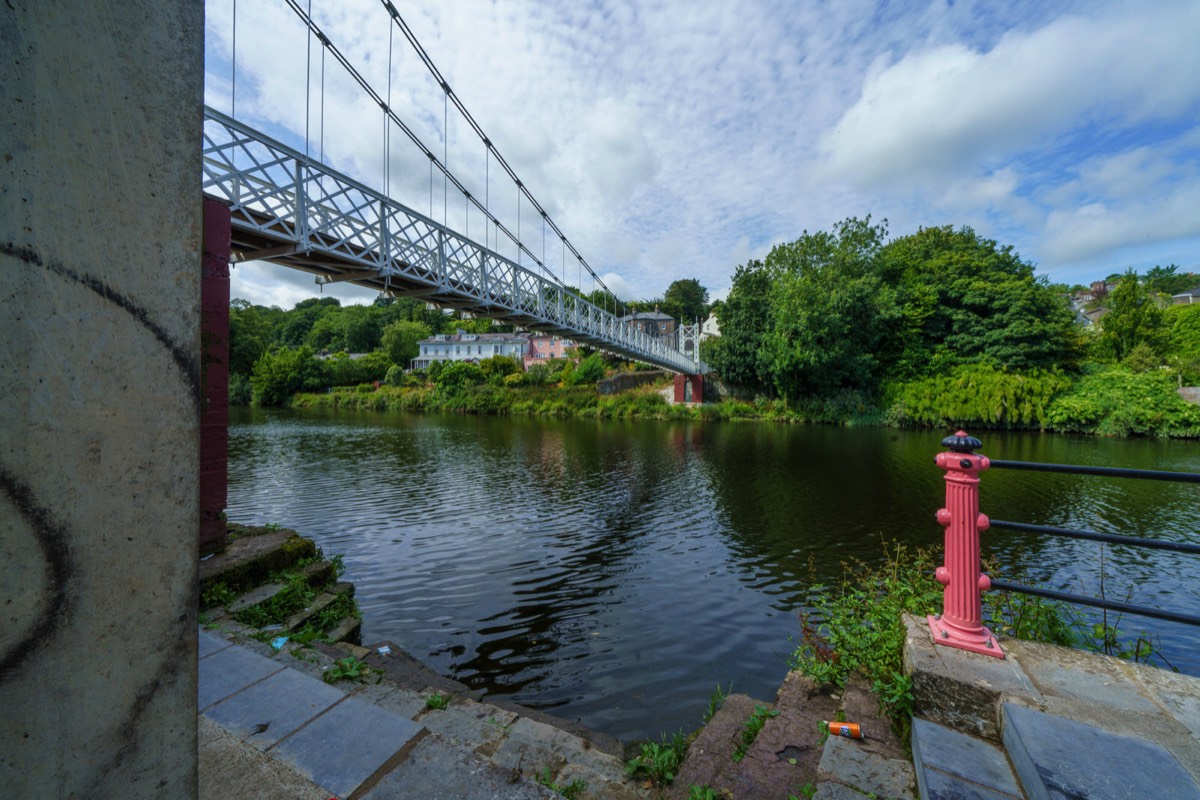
[928,431,1004,658]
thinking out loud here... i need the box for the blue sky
[204,0,1200,309]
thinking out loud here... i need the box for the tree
[758,217,896,398]
[662,278,709,324]
[250,345,328,406]
[435,361,486,391]
[1098,270,1165,362]
[229,299,271,377]
[381,320,431,367]
[1143,264,1197,297]
[565,352,607,385]
[705,260,773,389]
[877,225,1078,376]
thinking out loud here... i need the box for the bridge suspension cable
[281,0,565,288]
[375,0,617,305]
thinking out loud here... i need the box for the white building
[701,312,720,341]
[411,330,532,371]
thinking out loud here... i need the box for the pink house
[524,335,576,369]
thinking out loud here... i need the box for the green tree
[662,278,709,324]
[877,225,1078,376]
[250,345,328,406]
[705,260,773,389]
[1098,270,1165,362]
[565,352,607,385]
[381,320,431,367]
[435,361,485,391]
[229,298,271,377]
[1143,264,1197,297]
[279,296,341,346]
[478,355,520,383]
[759,217,896,398]
[1165,303,1200,383]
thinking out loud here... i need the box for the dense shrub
[1045,367,1200,437]
[886,365,1071,429]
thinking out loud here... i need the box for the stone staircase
[668,671,917,800]
[201,524,362,648]
[199,525,652,799]
[904,614,1200,800]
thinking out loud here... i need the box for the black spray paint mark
[1,241,201,404]
[0,467,74,679]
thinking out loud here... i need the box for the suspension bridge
[202,1,705,376]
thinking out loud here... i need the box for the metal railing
[927,431,1200,659]
[201,107,705,375]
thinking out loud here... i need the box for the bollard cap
[942,431,982,453]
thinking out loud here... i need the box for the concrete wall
[0,2,203,797]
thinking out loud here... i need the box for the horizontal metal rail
[201,107,705,375]
[989,459,1200,483]
[989,579,1200,628]
[989,519,1200,555]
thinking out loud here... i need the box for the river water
[227,408,1200,742]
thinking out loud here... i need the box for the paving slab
[199,641,287,711]
[903,614,1041,740]
[417,699,511,753]
[1002,702,1200,800]
[491,716,624,783]
[199,715,332,800]
[817,735,915,800]
[1004,638,1160,714]
[911,717,1021,800]
[361,733,557,800]
[204,666,346,750]
[199,628,234,659]
[268,695,424,799]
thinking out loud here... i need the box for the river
[227,407,1200,742]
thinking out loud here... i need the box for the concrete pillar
[0,2,203,797]
[200,199,231,555]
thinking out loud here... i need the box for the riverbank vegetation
[227,218,1200,437]
[792,540,1173,736]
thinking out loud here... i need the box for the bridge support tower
[674,373,703,404]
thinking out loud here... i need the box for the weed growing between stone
[791,539,1171,739]
[687,785,720,800]
[534,767,586,799]
[322,656,368,684]
[424,692,451,711]
[790,541,942,738]
[625,730,688,786]
[702,683,732,724]
[201,581,236,609]
[732,704,779,763]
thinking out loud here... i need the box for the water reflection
[228,409,1200,741]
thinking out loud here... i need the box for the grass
[534,767,586,799]
[703,683,732,724]
[732,704,779,763]
[625,730,689,786]
[201,581,236,609]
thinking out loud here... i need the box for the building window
[456,346,461,354]
[660,323,666,331]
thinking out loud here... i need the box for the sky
[203,0,1200,310]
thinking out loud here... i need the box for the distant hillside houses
[1173,286,1200,305]
[411,330,576,371]
[619,309,676,340]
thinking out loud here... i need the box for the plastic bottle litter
[822,721,864,739]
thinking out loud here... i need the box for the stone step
[325,614,362,646]
[284,581,355,633]
[225,560,339,614]
[911,717,1022,800]
[1001,702,1200,800]
[199,527,318,596]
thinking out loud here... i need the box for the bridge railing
[201,107,704,374]
[927,430,1200,660]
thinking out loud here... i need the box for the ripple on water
[228,410,1200,742]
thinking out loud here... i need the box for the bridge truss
[202,108,704,374]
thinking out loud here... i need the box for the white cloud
[819,4,1200,186]
[205,0,1200,311]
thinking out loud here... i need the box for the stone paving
[904,613,1200,800]
[198,626,648,799]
